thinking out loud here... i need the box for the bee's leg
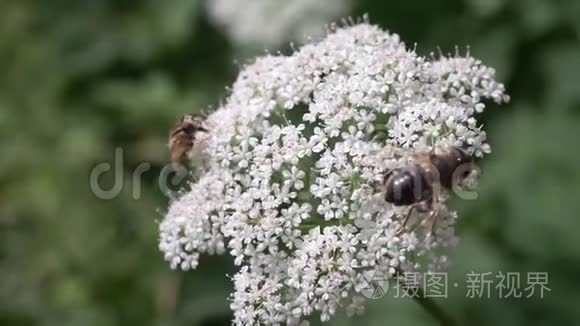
[424,209,438,238]
[395,205,415,236]
[394,200,432,236]
[418,199,439,238]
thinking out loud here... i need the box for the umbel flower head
[159,21,509,325]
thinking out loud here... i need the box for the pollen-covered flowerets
[159,22,509,325]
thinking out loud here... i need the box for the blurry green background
[1,1,579,325]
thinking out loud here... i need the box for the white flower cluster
[206,0,350,47]
[159,23,509,325]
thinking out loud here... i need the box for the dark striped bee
[383,147,475,236]
[168,114,208,165]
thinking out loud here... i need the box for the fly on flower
[168,114,209,166]
[383,146,475,236]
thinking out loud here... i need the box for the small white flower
[283,166,306,190]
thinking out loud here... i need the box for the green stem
[395,268,460,326]
[411,287,460,326]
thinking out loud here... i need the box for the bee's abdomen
[384,166,432,205]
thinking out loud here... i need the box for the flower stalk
[394,267,460,326]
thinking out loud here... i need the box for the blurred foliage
[0,0,579,325]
